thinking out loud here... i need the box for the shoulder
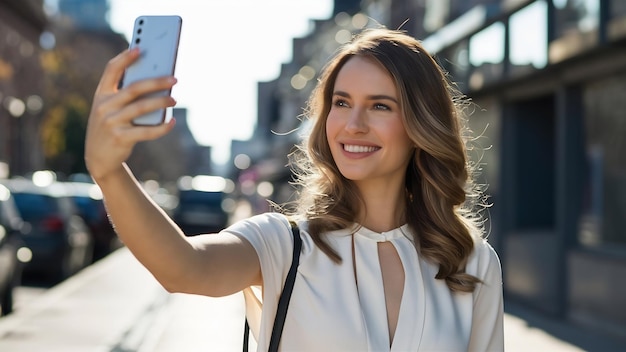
[466,236,502,281]
[226,212,291,235]
[223,212,294,257]
[223,211,298,255]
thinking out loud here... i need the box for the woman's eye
[373,103,390,111]
[333,99,349,107]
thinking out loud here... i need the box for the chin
[337,168,369,181]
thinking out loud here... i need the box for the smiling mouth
[343,144,380,153]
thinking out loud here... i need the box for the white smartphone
[122,15,182,126]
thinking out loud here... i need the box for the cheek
[325,113,340,140]
[389,124,414,157]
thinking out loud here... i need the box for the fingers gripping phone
[122,15,182,126]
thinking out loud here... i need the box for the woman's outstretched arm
[85,49,261,297]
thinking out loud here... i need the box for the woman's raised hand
[85,48,178,182]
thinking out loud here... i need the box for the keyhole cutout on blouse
[378,241,405,347]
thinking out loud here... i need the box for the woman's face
[326,56,414,188]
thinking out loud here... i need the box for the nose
[345,107,368,134]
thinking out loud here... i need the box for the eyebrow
[333,90,399,104]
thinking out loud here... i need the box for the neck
[355,179,407,233]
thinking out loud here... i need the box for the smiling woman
[83,25,503,351]
[106,0,333,165]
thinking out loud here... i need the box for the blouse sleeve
[467,239,505,352]
[221,212,294,298]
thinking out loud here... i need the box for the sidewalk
[0,248,251,352]
[0,247,622,351]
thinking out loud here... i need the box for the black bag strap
[243,320,250,352]
[268,221,301,351]
[243,220,302,352]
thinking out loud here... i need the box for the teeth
[344,144,378,153]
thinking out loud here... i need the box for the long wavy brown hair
[287,27,485,292]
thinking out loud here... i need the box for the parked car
[0,178,93,283]
[64,181,119,261]
[0,183,29,315]
[172,176,232,236]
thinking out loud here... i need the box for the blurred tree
[39,28,127,176]
[41,93,89,173]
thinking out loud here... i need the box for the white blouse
[226,212,504,351]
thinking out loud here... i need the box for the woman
[85,27,504,351]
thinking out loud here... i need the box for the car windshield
[178,190,224,211]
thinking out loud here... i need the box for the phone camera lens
[139,19,144,25]
[135,38,141,45]
[137,28,142,34]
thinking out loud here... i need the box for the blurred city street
[2,0,626,350]
[0,245,624,352]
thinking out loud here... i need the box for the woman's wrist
[89,163,130,187]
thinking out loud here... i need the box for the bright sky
[106,0,334,165]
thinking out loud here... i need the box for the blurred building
[57,0,109,30]
[425,0,626,340]
[0,0,48,176]
[235,0,626,342]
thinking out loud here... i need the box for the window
[608,0,626,40]
[550,0,601,62]
[553,0,600,36]
[509,0,548,75]
[468,22,505,90]
[580,74,626,247]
